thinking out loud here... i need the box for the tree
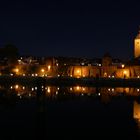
[3,43,19,66]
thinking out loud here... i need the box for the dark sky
[0,0,140,59]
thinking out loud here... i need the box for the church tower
[134,30,140,58]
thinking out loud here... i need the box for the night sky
[0,0,140,59]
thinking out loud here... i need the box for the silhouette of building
[134,29,140,58]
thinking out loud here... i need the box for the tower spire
[134,27,140,58]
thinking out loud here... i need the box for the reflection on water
[1,85,140,99]
[0,84,140,138]
[133,101,140,121]
[134,101,140,133]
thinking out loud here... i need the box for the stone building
[67,29,140,78]
[1,29,140,78]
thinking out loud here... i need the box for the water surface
[0,85,140,139]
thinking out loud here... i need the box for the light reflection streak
[133,101,140,132]
[0,85,140,99]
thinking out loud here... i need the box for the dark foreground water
[0,85,140,139]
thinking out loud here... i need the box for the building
[134,30,140,58]
[1,29,140,78]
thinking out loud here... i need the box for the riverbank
[0,76,140,87]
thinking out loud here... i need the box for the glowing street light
[76,86,80,90]
[82,87,85,91]
[77,70,80,73]
[47,87,51,93]
[48,65,51,71]
[123,70,127,78]
[41,69,44,72]
[121,64,125,68]
[123,70,127,75]
[15,85,19,89]
[15,68,19,73]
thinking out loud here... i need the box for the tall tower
[134,30,140,58]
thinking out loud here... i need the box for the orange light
[82,87,85,91]
[47,87,51,93]
[76,86,80,90]
[123,70,127,75]
[15,68,19,73]
[48,65,51,70]
[121,64,125,68]
[41,69,45,73]
[15,85,19,89]
[77,70,80,73]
